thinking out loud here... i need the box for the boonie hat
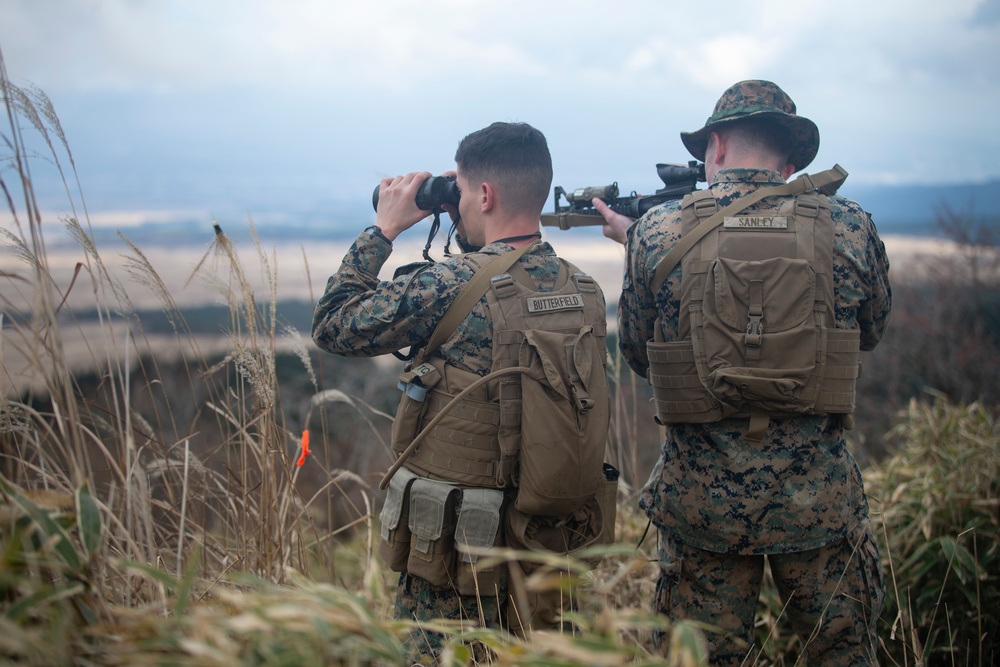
[680,80,820,171]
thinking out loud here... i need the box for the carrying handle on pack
[415,241,537,365]
[650,165,847,294]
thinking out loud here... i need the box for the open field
[0,227,963,398]
[3,218,997,665]
[0,227,962,308]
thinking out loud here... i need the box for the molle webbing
[396,356,518,488]
[392,251,605,492]
[384,244,535,490]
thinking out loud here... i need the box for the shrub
[867,396,1000,665]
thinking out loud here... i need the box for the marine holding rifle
[592,80,892,664]
[312,121,615,659]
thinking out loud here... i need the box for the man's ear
[481,181,498,213]
[709,130,726,165]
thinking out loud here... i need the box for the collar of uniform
[712,167,786,186]
[479,239,554,255]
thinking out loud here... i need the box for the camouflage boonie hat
[680,80,820,172]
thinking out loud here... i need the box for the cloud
[1,0,998,191]
[4,0,997,97]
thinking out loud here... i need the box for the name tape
[723,215,788,229]
[526,294,584,313]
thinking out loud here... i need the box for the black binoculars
[371,175,460,212]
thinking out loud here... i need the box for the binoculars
[371,175,460,212]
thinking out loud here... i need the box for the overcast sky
[2,0,999,227]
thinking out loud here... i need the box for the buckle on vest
[572,273,597,293]
[795,196,820,219]
[746,316,764,342]
[692,197,718,219]
[491,273,517,299]
[797,172,816,192]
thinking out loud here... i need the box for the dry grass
[3,48,998,667]
[1,53,695,666]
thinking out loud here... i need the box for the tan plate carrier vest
[380,245,616,632]
[389,251,609,516]
[646,167,862,442]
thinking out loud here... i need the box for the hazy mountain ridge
[842,178,1000,235]
[37,178,1000,249]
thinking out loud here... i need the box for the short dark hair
[454,122,553,215]
[723,116,794,165]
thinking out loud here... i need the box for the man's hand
[592,198,633,245]
[374,171,433,241]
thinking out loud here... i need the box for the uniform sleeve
[828,197,893,352]
[617,211,673,377]
[311,231,462,358]
[858,216,892,351]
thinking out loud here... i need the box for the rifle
[540,161,706,230]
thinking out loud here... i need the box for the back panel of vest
[645,190,860,428]
[485,261,610,516]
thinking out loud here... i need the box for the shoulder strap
[650,165,847,293]
[416,240,537,363]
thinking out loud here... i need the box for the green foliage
[75,483,102,558]
[0,476,105,662]
[868,396,1000,665]
[753,396,1000,666]
[5,51,1000,667]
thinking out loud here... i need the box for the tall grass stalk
[866,395,999,665]
[4,51,996,666]
[1,45,370,604]
[0,55,695,658]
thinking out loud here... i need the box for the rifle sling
[416,240,537,363]
[651,165,847,293]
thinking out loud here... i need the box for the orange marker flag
[296,430,310,467]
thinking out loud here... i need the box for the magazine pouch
[378,466,419,572]
[406,477,459,587]
[454,488,505,596]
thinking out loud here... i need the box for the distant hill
[841,179,1000,236]
[84,218,365,248]
[44,179,1000,249]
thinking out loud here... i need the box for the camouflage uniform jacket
[623,168,892,555]
[312,228,582,375]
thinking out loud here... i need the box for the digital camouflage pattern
[312,230,564,375]
[624,166,891,662]
[394,571,508,662]
[621,167,892,556]
[654,518,885,665]
[312,229,578,655]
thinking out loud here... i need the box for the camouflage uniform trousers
[393,571,509,663]
[654,519,885,666]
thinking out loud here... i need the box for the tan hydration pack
[646,166,862,442]
[384,243,610,517]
